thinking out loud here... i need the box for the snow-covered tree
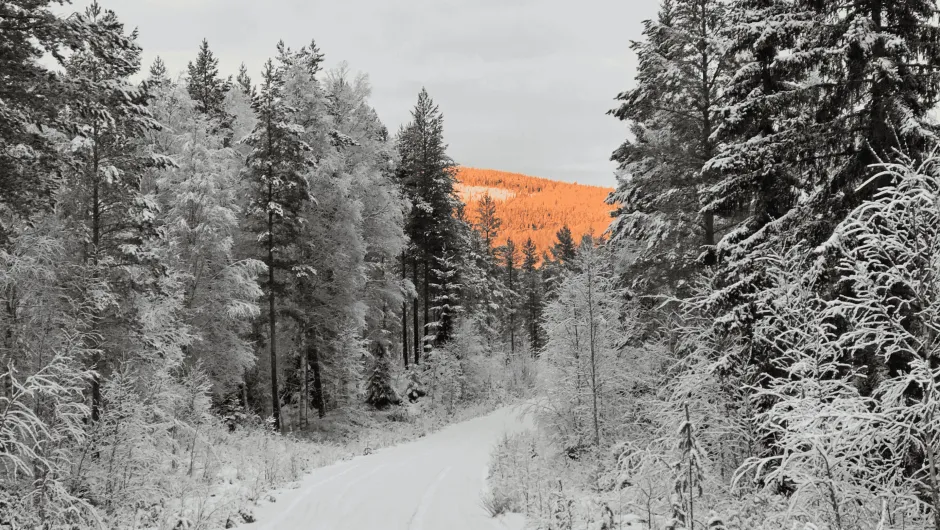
[145,79,264,394]
[608,0,734,293]
[539,239,631,452]
[242,53,313,431]
[186,39,230,120]
[397,88,461,362]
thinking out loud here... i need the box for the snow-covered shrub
[485,430,557,518]
[424,344,464,414]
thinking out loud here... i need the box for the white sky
[69,0,659,187]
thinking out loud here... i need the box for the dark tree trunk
[401,252,409,368]
[307,330,326,418]
[90,122,102,423]
[423,257,430,354]
[267,181,281,431]
[413,257,420,365]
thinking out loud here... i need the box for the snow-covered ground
[243,404,533,530]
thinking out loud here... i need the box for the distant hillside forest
[455,167,614,259]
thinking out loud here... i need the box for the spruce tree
[521,237,544,353]
[148,56,169,87]
[501,238,519,355]
[707,0,940,256]
[701,0,940,349]
[551,226,577,267]
[608,0,734,292]
[397,88,459,362]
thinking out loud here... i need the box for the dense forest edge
[4,0,940,529]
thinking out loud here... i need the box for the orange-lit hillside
[455,167,615,260]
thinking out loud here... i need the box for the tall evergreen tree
[236,62,255,97]
[0,0,141,242]
[475,193,501,255]
[551,225,577,267]
[397,88,459,363]
[707,0,940,258]
[608,0,734,292]
[501,238,519,355]
[62,3,175,420]
[187,39,230,118]
[243,57,313,431]
[148,56,169,87]
[521,237,544,353]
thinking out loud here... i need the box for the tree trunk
[423,257,430,353]
[586,259,600,449]
[685,404,695,530]
[241,373,249,412]
[307,330,326,418]
[412,257,420,365]
[698,0,716,261]
[508,264,514,356]
[301,346,308,429]
[925,406,940,530]
[90,122,102,423]
[401,252,409,368]
[267,185,281,432]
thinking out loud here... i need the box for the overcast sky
[73,0,658,187]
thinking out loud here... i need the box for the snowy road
[244,404,531,530]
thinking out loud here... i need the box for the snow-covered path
[244,404,531,530]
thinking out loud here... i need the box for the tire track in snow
[257,462,363,530]
[335,452,423,513]
[409,465,453,530]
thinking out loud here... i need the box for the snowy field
[244,405,532,530]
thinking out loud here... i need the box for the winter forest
[3,0,940,529]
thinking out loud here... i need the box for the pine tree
[0,0,141,242]
[62,2,175,421]
[243,57,313,431]
[186,39,229,118]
